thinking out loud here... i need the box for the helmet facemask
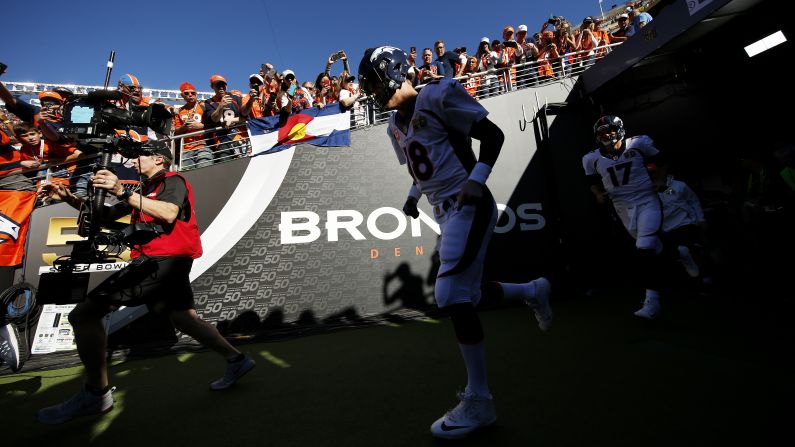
[594,116,626,149]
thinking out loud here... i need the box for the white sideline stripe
[189,148,295,281]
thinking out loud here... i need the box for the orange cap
[38,90,64,103]
[542,31,555,39]
[179,82,196,92]
[210,74,227,86]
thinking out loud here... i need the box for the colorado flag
[247,104,351,155]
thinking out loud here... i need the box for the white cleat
[430,391,497,439]
[525,278,553,332]
[677,246,700,278]
[634,297,661,320]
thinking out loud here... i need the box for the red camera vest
[131,171,202,259]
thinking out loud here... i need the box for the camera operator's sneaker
[677,245,700,278]
[634,296,661,320]
[525,277,553,332]
[210,354,255,391]
[0,323,21,372]
[37,386,115,424]
[430,390,497,439]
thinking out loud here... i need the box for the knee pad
[445,303,484,345]
[637,234,662,254]
[435,275,481,308]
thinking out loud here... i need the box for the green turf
[1,290,791,446]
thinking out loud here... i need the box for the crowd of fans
[1,4,659,190]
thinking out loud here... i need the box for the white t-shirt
[659,177,705,232]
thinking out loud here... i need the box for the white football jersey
[582,135,659,206]
[659,177,705,232]
[387,78,488,206]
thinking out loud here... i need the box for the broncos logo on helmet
[358,46,410,109]
[593,115,626,149]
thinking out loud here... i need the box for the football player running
[583,115,667,318]
[358,46,552,440]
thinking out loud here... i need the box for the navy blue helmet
[594,115,626,148]
[358,46,410,108]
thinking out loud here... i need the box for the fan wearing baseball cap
[515,25,539,88]
[202,74,246,162]
[0,77,66,139]
[275,69,311,115]
[242,74,267,119]
[173,82,211,169]
[501,25,524,88]
[611,14,631,42]
[117,73,153,109]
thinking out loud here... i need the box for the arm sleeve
[387,124,407,165]
[156,175,189,219]
[469,117,503,168]
[408,183,421,200]
[582,153,597,176]
[6,100,39,124]
[201,99,217,126]
[437,79,488,135]
[634,135,660,159]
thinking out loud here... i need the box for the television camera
[38,90,171,304]
[58,89,172,145]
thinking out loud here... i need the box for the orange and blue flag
[247,104,351,155]
[0,190,36,266]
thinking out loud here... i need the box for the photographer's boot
[38,385,115,424]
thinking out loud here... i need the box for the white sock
[499,282,535,302]
[645,289,660,303]
[459,342,490,397]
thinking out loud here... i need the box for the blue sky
[5,0,612,93]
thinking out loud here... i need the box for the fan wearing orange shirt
[4,122,81,188]
[173,82,211,169]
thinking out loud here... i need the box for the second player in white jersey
[584,115,667,320]
[582,134,659,207]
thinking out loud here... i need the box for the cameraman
[36,144,254,424]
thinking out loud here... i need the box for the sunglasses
[182,91,197,96]
[127,86,142,91]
